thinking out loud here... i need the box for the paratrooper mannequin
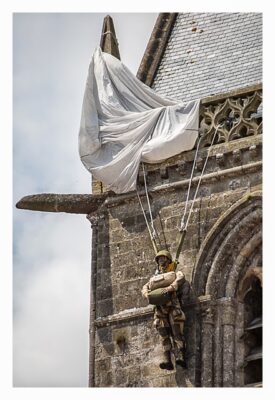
[142,250,190,370]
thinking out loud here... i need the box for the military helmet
[155,249,172,264]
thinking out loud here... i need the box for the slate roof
[150,12,262,101]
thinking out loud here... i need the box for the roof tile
[152,12,262,101]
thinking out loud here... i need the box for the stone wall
[90,192,262,386]
[88,93,262,386]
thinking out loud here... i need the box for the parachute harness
[136,124,222,264]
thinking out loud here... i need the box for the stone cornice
[101,159,262,210]
[94,295,217,328]
[200,83,262,105]
[94,305,154,328]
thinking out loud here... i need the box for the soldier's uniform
[142,251,190,369]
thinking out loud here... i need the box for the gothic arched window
[239,271,262,387]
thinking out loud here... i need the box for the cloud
[13,214,91,387]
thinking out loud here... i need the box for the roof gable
[140,12,262,101]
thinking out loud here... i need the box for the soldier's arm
[141,281,150,298]
[161,271,185,294]
[170,271,185,291]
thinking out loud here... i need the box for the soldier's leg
[173,321,187,368]
[154,309,174,370]
[157,326,174,370]
[157,326,172,352]
[169,308,187,368]
[172,320,185,349]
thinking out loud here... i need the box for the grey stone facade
[89,13,262,387]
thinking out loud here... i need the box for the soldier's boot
[159,351,174,370]
[175,348,187,369]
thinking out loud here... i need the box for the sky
[0,0,273,399]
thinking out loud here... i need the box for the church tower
[88,13,262,387]
[17,13,262,387]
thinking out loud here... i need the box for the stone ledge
[150,160,262,193]
[201,83,262,105]
[94,296,215,328]
[144,132,262,172]
[94,305,154,327]
[102,159,262,209]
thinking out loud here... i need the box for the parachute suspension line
[185,123,221,229]
[174,133,203,263]
[136,163,160,255]
[136,189,159,255]
[175,124,222,263]
[142,163,158,241]
[136,125,222,261]
[180,133,203,231]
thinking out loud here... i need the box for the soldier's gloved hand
[142,291,149,299]
[161,285,174,294]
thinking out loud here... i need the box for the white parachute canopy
[79,47,200,194]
